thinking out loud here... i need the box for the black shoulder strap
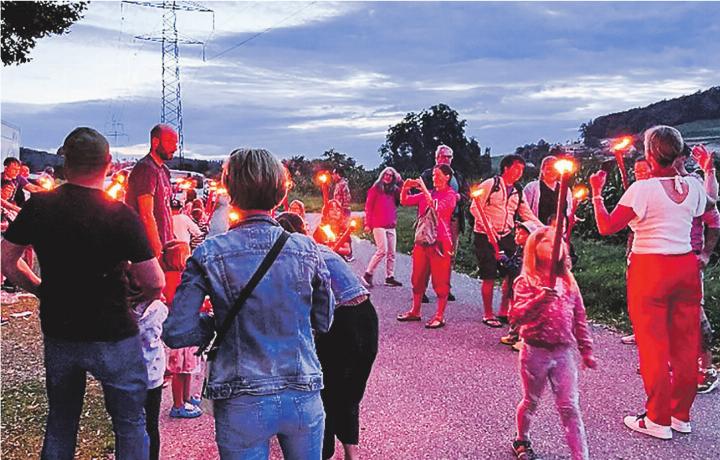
[486,176,501,205]
[199,230,290,357]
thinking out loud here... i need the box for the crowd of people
[0,123,718,460]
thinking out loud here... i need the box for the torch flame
[612,136,633,152]
[317,172,329,184]
[106,182,123,200]
[554,159,575,175]
[572,185,589,201]
[350,219,359,229]
[38,176,54,191]
[229,210,240,223]
[320,224,337,241]
[217,187,227,195]
[470,186,484,198]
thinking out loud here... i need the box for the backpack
[486,176,524,217]
[414,200,439,246]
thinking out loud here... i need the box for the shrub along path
[158,215,718,459]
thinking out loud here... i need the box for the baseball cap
[58,127,111,166]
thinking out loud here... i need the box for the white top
[619,177,707,254]
[172,213,203,244]
[132,300,169,389]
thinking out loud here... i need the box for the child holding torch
[509,226,596,460]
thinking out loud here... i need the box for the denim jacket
[318,245,369,306]
[162,215,335,399]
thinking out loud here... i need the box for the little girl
[131,297,168,460]
[162,241,203,418]
[509,226,596,460]
[313,199,352,260]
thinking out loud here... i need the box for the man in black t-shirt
[1,127,164,460]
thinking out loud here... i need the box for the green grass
[1,380,114,459]
[362,207,720,353]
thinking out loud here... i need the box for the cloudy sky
[2,1,719,167]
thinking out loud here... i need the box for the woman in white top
[589,125,714,440]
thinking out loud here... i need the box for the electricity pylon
[123,1,213,160]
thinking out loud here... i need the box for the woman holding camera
[396,164,458,329]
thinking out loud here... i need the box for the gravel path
[159,215,719,459]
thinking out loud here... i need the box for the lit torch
[228,209,240,224]
[566,184,589,242]
[470,186,502,260]
[37,176,54,191]
[611,136,633,190]
[320,224,337,242]
[332,218,359,252]
[549,158,576,287]
[316,171,330,206]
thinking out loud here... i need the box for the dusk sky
[2,1,719,167]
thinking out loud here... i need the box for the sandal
[397,311,422,322]
[482,317,503,328]
[425,317,446,329]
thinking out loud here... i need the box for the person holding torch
[470,154,542,328]
[590,125,715,439]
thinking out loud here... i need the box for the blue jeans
[214,389,325,460]
[41,335,149,460]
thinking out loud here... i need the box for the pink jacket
[364,184,400,229]
[509,275,593,357]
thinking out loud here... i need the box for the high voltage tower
[123,1,214,160]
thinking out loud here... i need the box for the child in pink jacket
[509,226,596,460]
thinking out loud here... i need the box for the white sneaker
[620,334,636,345]
[623,414,672,440]
[671,417,691,433]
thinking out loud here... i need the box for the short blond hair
[224,148,287,211]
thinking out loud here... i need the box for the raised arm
[589,170,637,235]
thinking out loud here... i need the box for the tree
[379,103,491,178]
[2,1,88,66]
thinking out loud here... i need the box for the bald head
[150,124,178,161]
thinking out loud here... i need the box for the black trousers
[315,299,379,460]
[145,385,163,460]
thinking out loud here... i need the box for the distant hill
[581,86,720,144]
[19,147,221,177]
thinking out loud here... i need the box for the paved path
[159,217,719,459]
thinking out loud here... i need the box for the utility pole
[123,1,213,161]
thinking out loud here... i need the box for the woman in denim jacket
[163,148,335,460]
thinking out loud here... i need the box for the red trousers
[627,252,701,425]
[411,244,452,299]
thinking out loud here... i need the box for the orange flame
[554,159,575,175]
[317,172,329,184]
[350,219,359,229]
[321,224,337,241]
[38,176,54,191]
[216,187,227,195]
[116,174,126,184]
[470,186,484,198]
[229,210,240,223]
[572,185,589,201]
[612,136,633,152]
[106,182,123,200]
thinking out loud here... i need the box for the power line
[208,1,317,61]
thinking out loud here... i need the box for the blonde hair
[521,226,578,290]
[224,148,287,211]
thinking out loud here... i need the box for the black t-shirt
[3,184,154,341]
[538,181,565,225]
